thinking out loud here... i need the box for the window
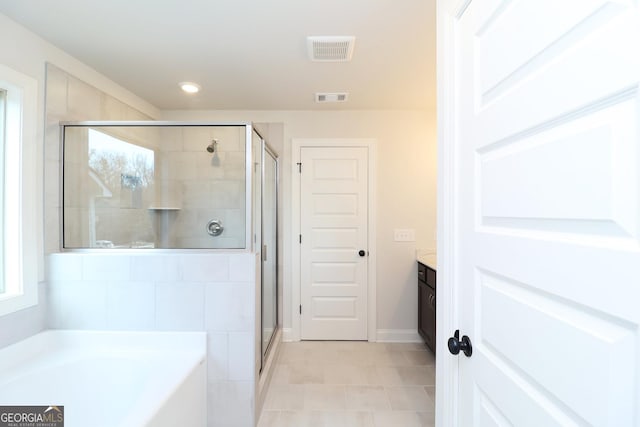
[0,64,38,316]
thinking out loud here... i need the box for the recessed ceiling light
[179,82,201,94]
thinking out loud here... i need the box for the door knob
[448,330,472,357]
[358,250,366,257]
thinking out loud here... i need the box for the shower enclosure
[250,127,278,369]
[62,123,252,249]
[61,121,279,370]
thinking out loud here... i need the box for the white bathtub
[0,330,206,427]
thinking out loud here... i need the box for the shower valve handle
[206,219,224,236]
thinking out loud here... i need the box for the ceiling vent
[315,92,349,103]
[307,36,355,62]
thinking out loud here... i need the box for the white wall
[0,13,157,349]
[162,109,437,338]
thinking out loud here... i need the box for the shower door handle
[263,245,267,261]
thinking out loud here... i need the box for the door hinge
[297,162,302,173]
[299,234,302,244]
[299,305,302,314]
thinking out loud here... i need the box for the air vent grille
[307,36,355,62]
[315,92,349,103]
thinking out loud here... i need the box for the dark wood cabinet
[418,262,436,354]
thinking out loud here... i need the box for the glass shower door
[261,145,278,366]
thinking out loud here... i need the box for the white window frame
[0,64,38,316]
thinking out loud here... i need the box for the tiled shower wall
[47,252,257,427]
[44,63,153,253]
[48,63,247,250]
[63,126,159,248]
[45,65,260,426]
[154,125,246,249]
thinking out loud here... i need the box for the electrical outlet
[394,229,415,242]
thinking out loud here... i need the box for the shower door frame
[259,134,279,370]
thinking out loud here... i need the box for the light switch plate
[394,229,415,242]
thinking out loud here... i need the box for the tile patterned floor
[258,341,436,427]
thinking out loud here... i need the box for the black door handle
[358,250,366,257]
[448,330,472,357]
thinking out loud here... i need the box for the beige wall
[162,109,437,335]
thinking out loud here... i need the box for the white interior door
[300,146,368,340]
[443,0,640,425]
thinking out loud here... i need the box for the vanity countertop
[416,249,437,270]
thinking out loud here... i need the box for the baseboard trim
[282,328,294,342]
[282,328,421,343]
[376,329,422,343]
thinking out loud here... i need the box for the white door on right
[447,0,640,426]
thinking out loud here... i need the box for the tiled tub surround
[259,341,435,427]
[47,252,258,427]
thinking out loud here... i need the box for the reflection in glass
[63,124,247,249]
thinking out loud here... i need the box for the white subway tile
[211,126,245,152]
[223,209,246,239]
[181,255,229,282]
[82,255,131,281]
[125,108,150,121]
[167,152,198,180]
[100,96,127,120]
[131,255,180,281]
[229,254,256,282]
[44,159,60,206]
[196,154,226,180]
[48,281,108,329]
[207,381,254,427]
[44,64,68,117]
[207,332,228,381]
[45,234,60,256]
[66,77,101,120]
[47,254,83,281]
[183,126,213,152]
[205,283,254,332]
[106,282,155,330]
[155,282,205,330]
[227,332,254,381]
[44,208,60,256]
[158,127,183,152]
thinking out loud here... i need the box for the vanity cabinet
[418,262,436,354]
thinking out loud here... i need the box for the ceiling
[0,0,436,111]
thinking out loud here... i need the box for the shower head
[206,139,218,153]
